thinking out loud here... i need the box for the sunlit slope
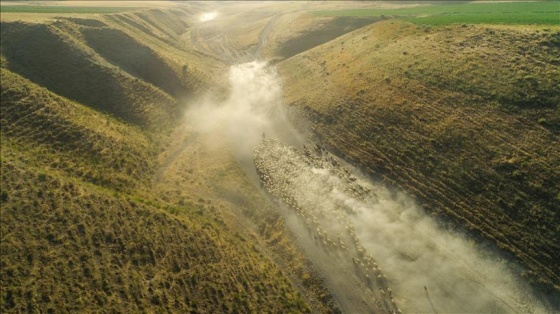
[112,9,192,43]
[266,14,380,61]
[0,155,309,313]
[0,23,170,130]
[81,26,186,98]
[279,21,560,292]
[102,9,225,89]
[0,67,316,314]
[0,9,320,313]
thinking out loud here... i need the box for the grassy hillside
[1,68,154,193]
[0,8,336,313]
[81,27,186,98]
[0,21,178,131]
[0,66,334,312]
[101,10,227,96]
[276,16,379,60]
[279,20,560,293]
[0,8,224,131]
[0,152,310,313]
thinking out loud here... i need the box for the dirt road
[190,5,283,63]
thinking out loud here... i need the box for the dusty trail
[254,13,281,60]
[253,138,549,314]
[179,4,552,313]
[278,204,386,314]
[190,5,285,64]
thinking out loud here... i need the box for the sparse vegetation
[1,1,558,312]
[279,20,560,294]
[1,68,154,192]
[0,20,182,131]
[277,16,379,60]
[0,155,310,312]
[0,6,335,313]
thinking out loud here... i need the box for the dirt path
[189,4,287,64]
[253,13,282,60]
[154,130,198,182]
[278,207,388,314]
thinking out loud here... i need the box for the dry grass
[151,122,339,313]
[279,20,560,293]
[1,20,177,131]
[0,152,311,312]
[0,7,336,312]
[1,68,154,193]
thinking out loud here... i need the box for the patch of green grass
[312,1,560,25]
[0,6,141,14]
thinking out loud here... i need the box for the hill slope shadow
[81,26,187,98]
[0,21,177,130]
[278,16,380,60]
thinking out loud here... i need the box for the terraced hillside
[0,5,336,313]
[279,20,560,294]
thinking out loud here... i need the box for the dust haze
[186,61,302,178]
[352,182,546,313]
[186,61,550,313]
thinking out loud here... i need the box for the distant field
[312,1,560,25]
[0,6,141,14]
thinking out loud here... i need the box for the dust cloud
[351,182,548,313]
[186,61,551,313]
[253,137,551,313]
[185,61,302,177]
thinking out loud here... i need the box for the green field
[0,6,141,14]
[312,1,560,25]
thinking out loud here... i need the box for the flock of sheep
[253,137,402,313]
